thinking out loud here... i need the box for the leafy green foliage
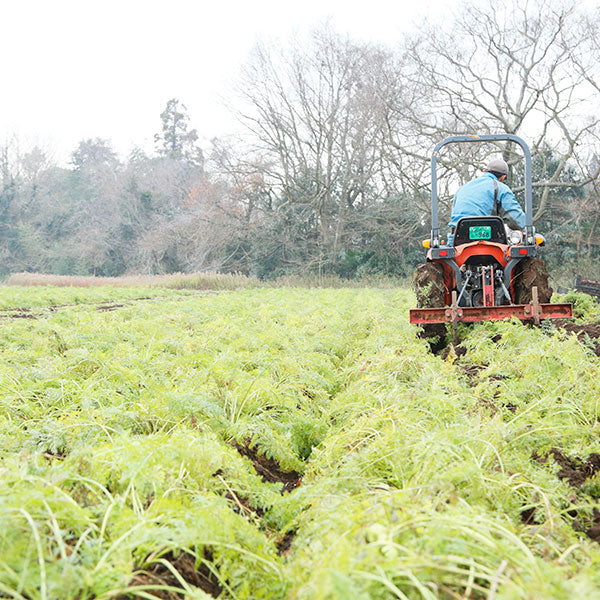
[0,285,194,309]
[0,286,599,598]
[552,290,600,321]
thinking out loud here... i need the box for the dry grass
[5,271,406,290]
[269,273,406,288]
[5,272,257,290]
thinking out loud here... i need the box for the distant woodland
[1,0,600,280]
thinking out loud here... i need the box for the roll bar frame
[430,134,534,247]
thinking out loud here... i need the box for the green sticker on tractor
[469,225,492,240]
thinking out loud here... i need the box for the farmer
[446,157,526,246]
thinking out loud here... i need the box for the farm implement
[410,134,572,336]
[574,275,600,300]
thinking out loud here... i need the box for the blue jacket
[449,172,526,230]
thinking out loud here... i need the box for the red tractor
[410,134,572,339]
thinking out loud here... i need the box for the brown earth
[438,344,467,360]
[0,296,155,319]
[521,506,537,525]
[553,320,600,356]
[462,363,487,380]
[122,549,223,599]
[276,530,297,556]
[224,489,265,519]
[0,307,36,319]
[537,449,600,543]
[97,303,126,311]
[580,508,600,543]
[231,440,302,493]
[543,448,600,488]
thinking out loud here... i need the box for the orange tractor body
[409,135,572,327]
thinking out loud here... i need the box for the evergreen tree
[154,99,203,167]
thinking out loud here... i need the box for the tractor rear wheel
[413,262,447,349]
[513,257,552,304]
[414,262,446,308]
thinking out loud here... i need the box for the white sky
[0,0,447,164]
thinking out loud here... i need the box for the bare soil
[0,296,155,319]
[122,549,223,599]
[580,508,600,543]
[543,448,600,488]
[231,440,302,493]
[97,303,126,311]
[0,307,36,319]
[462,363,487,380]
[520,506,537,525]
[275,530,297,556]
[554,320,600,356]
[537,449,600,543]
[224,489,265,518]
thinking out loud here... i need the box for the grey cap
[486,157,509,175]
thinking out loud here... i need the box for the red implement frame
[482,266,494,307]
[410,302,573,325]
[411,286,572,328]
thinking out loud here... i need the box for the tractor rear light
[509,245,535,258]
[422,239,431,248]
[439,250,448,257]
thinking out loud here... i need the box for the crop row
[0,287,599,599]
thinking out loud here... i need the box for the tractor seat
[453,216,507,246]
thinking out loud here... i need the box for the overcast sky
[0,0,448,164]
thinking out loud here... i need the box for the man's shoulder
[481,173,512,195]
[473,174,496,191]
[463,173,492,186]
[476,173,496,185]
[497,180,513,194]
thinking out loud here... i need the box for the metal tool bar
[409,303,573,325]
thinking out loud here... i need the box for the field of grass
[4,272,405,291]
[4,272,257,290]
[1,285,600,599]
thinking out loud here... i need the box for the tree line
[1,0,599,280]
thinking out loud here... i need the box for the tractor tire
[414,262,446,308]
[413,262,447,349]
[513,257,553,304]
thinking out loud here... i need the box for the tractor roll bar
[430,134,534,247]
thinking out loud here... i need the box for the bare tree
[233,25,412,270]
[391,0,600,229]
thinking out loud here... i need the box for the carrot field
[1,286,600,599]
